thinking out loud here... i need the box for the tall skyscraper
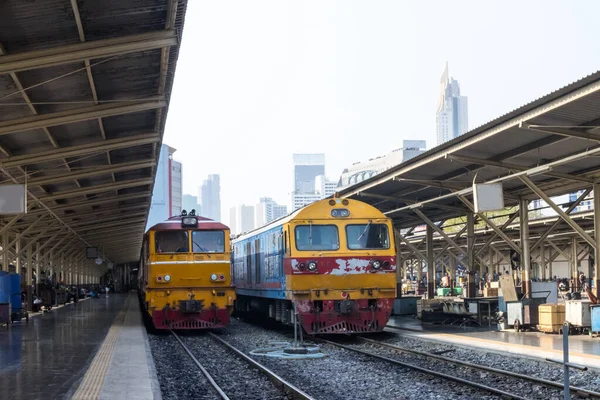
[436,63,468,145]
[230,204,255,235]
[199,174,221,221]
[146,144,182,230]
[183,194,201,215]
[293,154,325,194]
[290,154,337,211]
[255,197,288,228]
[229,206,237,234]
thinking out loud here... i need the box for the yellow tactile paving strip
[71,297,130,400]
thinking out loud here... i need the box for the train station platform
[387,316,600,370]
[0,292,161,400]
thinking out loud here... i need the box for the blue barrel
[8,274,21,312]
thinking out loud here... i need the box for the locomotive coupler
[337,299,355,315]
[180,299,203,313]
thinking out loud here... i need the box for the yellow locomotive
[232,196,397,334]
[139,210,236,329]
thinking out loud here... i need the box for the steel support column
[15,238,21,275]
[35,242,40,285]
[26,242,32,286]
[540,245,546,280]
[594,183,600,295]
[467,213,475,270]
[427,225,435,299]
[2,232,8,272]
[572,237,579,291]
[520,198,531,297]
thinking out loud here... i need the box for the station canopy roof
[0,1,188,264]
[339,70,600,232]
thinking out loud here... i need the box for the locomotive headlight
[307,261,317,271]
[164,274,171,282]
[210,273,218,281]
[371,260,381,269]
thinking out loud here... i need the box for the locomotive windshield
[294,225,339,251]
[192,230,225,253]
[346,224,390,250]
[155,231,189,253]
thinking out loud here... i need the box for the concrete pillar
[426,225,434,299]
[520,198,531,297]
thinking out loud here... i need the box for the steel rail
[169,330,230,400]
[207,333,316,400]
[381,326,600,398]
[317,337,528,400]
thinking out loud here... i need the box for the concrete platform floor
[387,316,600,370]
[0,292,161,400]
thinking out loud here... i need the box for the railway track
[316,336,600,400]
[170,329,316,400]
[382,324,600,398]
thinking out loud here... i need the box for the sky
[162,0,600,223]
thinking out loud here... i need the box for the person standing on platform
[105,286,110,298]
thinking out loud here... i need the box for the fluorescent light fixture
[409,203,423,209]
[526,165,552,177]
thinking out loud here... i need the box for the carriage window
[346,224,390,250]
[192,230,225,253]
[155,231,189,253]
[294,225,339,251]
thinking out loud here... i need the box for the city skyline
[160,1,600,222]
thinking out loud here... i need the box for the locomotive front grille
[180,300,204,313]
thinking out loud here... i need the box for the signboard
[473,183,504,213]
[0,184,26,215]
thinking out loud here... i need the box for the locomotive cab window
[346,224,390,250]
[295,225,339,251]
[155,231,189,253]
[192,230,225,253]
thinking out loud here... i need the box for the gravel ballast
[376,329,600,394]
[149,319,600,400]
[216,319,503,400]
[148,333,222,400]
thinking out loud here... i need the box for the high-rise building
[315,175,337,197]
[170,154,183,217]
[229,206,237,234]
[146,144,182,230]
[199,174,221,221]
[436,63,468,146]
[290,154,338,211]
[291,193,321,211]
[230,204,255,235]
[255,197,289,228]
[337,140,426,189]
[293,154,325,194]
[183,194,201,215]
